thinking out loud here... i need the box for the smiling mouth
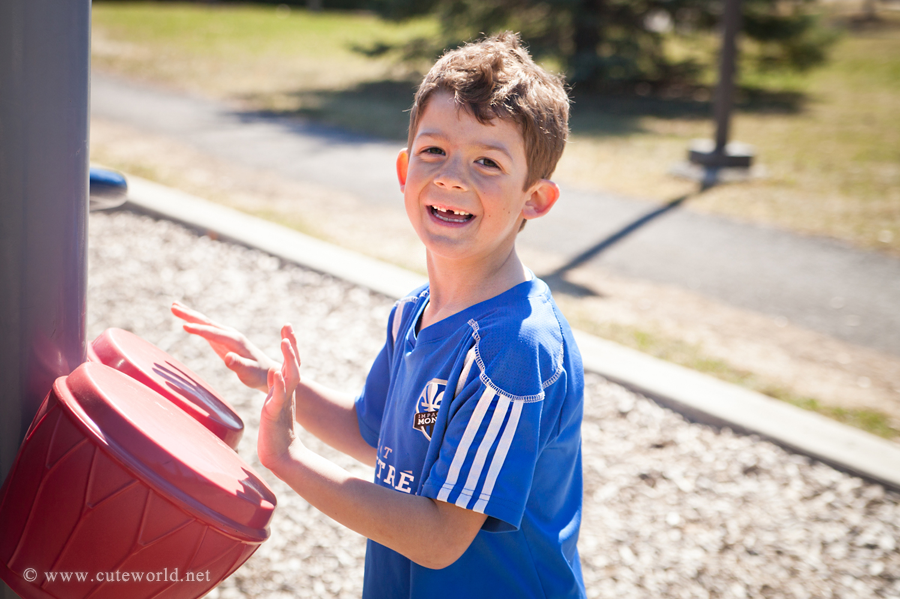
[430,205,474,224]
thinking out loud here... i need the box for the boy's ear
[522,180,560,221]
[396,149,409,191]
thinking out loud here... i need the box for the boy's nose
[433,160,468,191]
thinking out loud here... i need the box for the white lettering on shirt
[375,443,416,492]
[395,470,415,493]
[384,465,396,487]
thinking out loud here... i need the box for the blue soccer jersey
[355,276,586,598]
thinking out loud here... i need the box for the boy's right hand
[258,328,302,473]
[171,301,277,393]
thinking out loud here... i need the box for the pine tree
[369,0,838,88]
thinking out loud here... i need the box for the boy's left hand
[171,301,276,393]
[258,325,302,471]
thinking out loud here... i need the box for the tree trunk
[573,0,604,59]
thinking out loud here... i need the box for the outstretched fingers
[259,369,298,470]
[181,322,241,348]
[172,302,273,392]
[280,327,301,394]
[171,302,220,327]
[282,323,301,368]
[263,370,290,420]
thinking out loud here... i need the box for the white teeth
[434,207,471,216]
[431,206,473,223]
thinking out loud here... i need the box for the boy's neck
[420,245,529,331]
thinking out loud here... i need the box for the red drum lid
[57,362,276,543]
[91,328,243,449]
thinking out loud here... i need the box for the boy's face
[397,91,558,268]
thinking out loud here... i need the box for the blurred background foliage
[101,0,840,88]
[364,0,840,90]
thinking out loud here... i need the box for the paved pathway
[91,73,900,357]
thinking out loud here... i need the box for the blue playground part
[89,167,128,210]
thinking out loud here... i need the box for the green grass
[93,3,436,70]
[567,315,899,441]
[92,2,435,126]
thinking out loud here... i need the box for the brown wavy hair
[407,32,570,189]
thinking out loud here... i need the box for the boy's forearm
[270,445,487,570]
[293,378,376,466]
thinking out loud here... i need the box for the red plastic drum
[90,328,243,449]
[0,362,276,599]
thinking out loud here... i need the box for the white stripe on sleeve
[473,400,523,513]
[391,309,403,346]
[455,346,477,398]
[455,395,511,509]
[436,387,496,502]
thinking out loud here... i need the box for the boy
[173,31,585,598]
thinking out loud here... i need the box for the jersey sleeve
[419,311,566,532]
[420,377,544,532]
[354,338,392,448]
[355,290,427,448]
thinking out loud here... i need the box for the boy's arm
[265,337,488,570]
[293,376,376,467]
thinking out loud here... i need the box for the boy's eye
[422,147,444,156]
[476,157,500,169]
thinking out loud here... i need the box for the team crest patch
[413,379,446,440]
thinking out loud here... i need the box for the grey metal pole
[0,2,90,593]
[713,0,743,155]
[686,0,753,174]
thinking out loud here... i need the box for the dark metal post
[714,0,742,155]
[688,0,753,171]
[0,5,91,594]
